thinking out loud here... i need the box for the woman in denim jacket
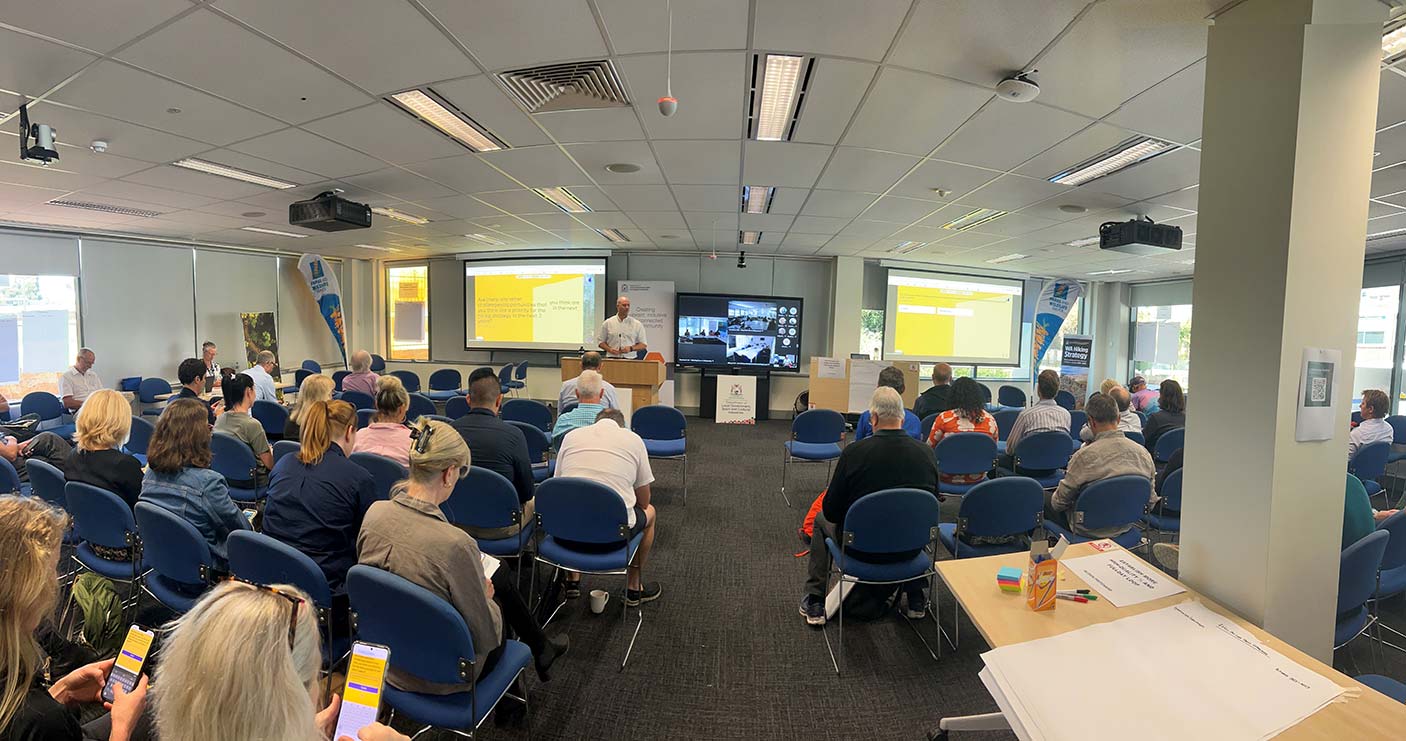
[138,399,251,572]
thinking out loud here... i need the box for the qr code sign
[1310,377,1327,403]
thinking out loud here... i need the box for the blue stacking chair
[25,459,75,544]
[1012,430,1073,488]
[1068,410,1087,450]
[228,530,347,673]
[1153,427,1186,465]
[782,409,845,508]
[501,399,553,433]
[0,458,25,496]
[341,390,375,411]
[349,452,406,502]
[822,488,942,675]
[1124,429,1146,446]
[347,565,532,735]
[427,369,464,402]
[1353,410,1365,426]
[933,433,999,498]
[532,477,647,669]
[919,413,939,442]
[1352,441,1392,500]
[442,467,533,580]
[992,409,1019,454]
[356,409,374,430]
[1053,390,1076,411]
[977,384,992,406]
[22,392,72,438]
[1042,474,1152,550]
[136,378,172,416]
[407,392,436,422]
[937,477,1043,648]
[390,370,421,393]
[210,431,265,506]
[497,364,515,396]
[65,482,145,623]
[272,440,301,465]
[293,368,314,392]
[445,396,472,420]
[1144,468,1183,534]
[127,415,154,465]
[632,405,687,505]
[332,370,350,391]
[301,360,322,374]
[1357,674,1406,703]
[1135,410,1149,425]
[510,361,528,394]
[997,385,1026,408]
[1337,529,1389,657]
[1372,510,1406,652]
[507,420,553,483]
[251,400,289,438]
[134,502,215,614]
[370,354,387,372]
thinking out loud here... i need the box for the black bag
[0,413,42,442]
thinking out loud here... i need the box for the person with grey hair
[559,351,619,411]
[241,350,280,402]
[550,369,607,447]
[1079,385,1140,441]
[59,347,102,411]
[597,295,648,359]
[1047,392,1156,539]
[854,365,922,440]
[800,386,939,626]
[342,349,381,397]
[201,340,222,389]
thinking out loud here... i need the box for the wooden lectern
[560,358,665,409]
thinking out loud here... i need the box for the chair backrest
[128,415,155,455]
[445,396,471,419]
[26,459,67,509]
[301,360,322,374]
[369,354,386,372]
[356,409,374,429]
[1071,475,1152,532]
[631,405,686,441]
[1376,509,1406,574]
[389,370,421,393]
[209,431,259,482]
[1153,426,1185,463]
[934,432,999,476]
[134,502,213,587]
[65,482,137,550]
[341,390,375,410]
[1351,441,1392,482]
[977,384,992,404]
[332,370,350,391]
[346,565,476,683]
[502,398,553,433]
[0,458,23,496]
[919,413,938,441]
[251,400,289,435]
[137,377,172,404]
[1068,410,1087,439]
[1134,410,1148,425]
[536,477,630,545]
[997,385,1026,408]
[957,478,1045,539]
[992,410,1020,441]
[1053,390,1076,410]
[1124,430,1146,446]
[227,530,332,607]
[1014,430,1074,471]
[842,488,940,554]
[497,364,514,384]
[406,393,436,421]
[272,440,301,465]
[1352,410,1365,426]
[442,466,521,529]
[1339,529,1390,616]
[428,368,462,391]
[348,452,407,502]
[294,369,314,389]
[20,392,63,422]
[792,408,845,444]
[514,361,529,380]
[1387,415,1406,445]
[507,420,551,464]
[560,398,579,415]
[1159,468,1184,510]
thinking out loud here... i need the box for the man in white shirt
[596,296,647,359]
[1080,386,1141,441]
[554,408,661,606]
[241,350,280,403]
[1350,388,1395,460]
[558,351,619,411]
[58,348,103,411]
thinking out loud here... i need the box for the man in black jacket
[913,362,955,420]
[450,367,536,538]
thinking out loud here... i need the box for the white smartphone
[102,625,155,703]
[333,641,391,740]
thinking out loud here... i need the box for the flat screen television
[674,292,803,371]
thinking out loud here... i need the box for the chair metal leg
[780,451,792,508]
[681,455,687,506]
[619,576,644,671]
[820,568,841,675]
[926,712,1011,740]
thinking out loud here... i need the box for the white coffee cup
[589,588,609,614]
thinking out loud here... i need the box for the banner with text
[1058,335,1093,409]
[715,374,757,424]
[297,254,347,364]
[1031,277,1083,369]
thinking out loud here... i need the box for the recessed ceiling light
[741,185,775,214]
[749,54,810,141]
[1385,21,1406,61]
[1049,136,1178,186]
[940,208,1006,231]
[47,199,163,218]
[604,163,641,174]
[986,253,1027,264]
[465,233,506,246]
[172,158,298,189]
[241,211,267,218]
[241,226,307,238]
[888,241,926,255]
[355,244,403,252]
[387,88,505,152]
[532,187,591,213]
[1087,268,1134,276]
[371,206,429,225]
[166,107,182,114]
[595,228,630,243]
[1058,204,1088,214]
[739,230,761,245]
[660,234,680,239]
[1066,236,1101,248]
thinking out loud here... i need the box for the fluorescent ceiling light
[241,226,307,238]
[739,230,761,245]
[464,233,506,246]
[47,199,163,218]
[371,207,430,225]
[1049,136,1177,186]
[1385,22,1406,60]
[1066,236,1101,248]
[595,228,630,243]
[940,208,1006,231]
[741,185,774,214]
[986,253,1027,264]
[388,88,505,152]
[888,241,926,255]
[532,187,591,213]
[171,158,297,189]
[355,244,403,253]
[754,54,806,141]
[1087,268,1134,276]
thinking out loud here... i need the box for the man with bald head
[597,296,647,359]
[1078,385,1142,441]
[559,351,618,411]
[342,349,380,397]
[913,362,955,420]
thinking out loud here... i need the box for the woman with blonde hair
[152,579,405,741]
[352,375,412,467]
[64,389,143,509]
[0,496,148,739]
[284,373,335,442]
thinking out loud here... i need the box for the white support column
[830,256,863,358]
[1180,0,1384,661]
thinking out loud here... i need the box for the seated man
[554,408,660,605]
[999,369,1071,472]
[1046,393,1156,539]
[213,373,274,483]
[1079,386,1139,441]
[1350,388,1394,460]
[342,349,380,397]
[913,362,954,420]
[176,357,221,425]
[241,350,280,402]
[558,351,619,411]
[801,387,939,626]
[59,348,103,412]
[550,370,608,447]
[451,367,536,536]
[854,366,922,441]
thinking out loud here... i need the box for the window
[386,265,428,360]
[859,309,884,360]
[1359,331,1387,345]
[1353,286,1397,409]
[1130,303,1192,391]
[0,275,81,400]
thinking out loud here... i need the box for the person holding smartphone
[0,496,149,741]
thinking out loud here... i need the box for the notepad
[481,553,500,579]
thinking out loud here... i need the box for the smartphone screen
[102,625,155,703]
[334,642,390,739]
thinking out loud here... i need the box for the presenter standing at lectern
[598,296,648,359]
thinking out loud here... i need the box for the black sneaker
[624,582,661,606]
[535,633,569,682]
[563,579,581,599]
[799,594,826,626]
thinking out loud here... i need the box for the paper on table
[1061,549,1185,607]
[848,359,887,413]
[815,357,846,379]
[481,553,500,580]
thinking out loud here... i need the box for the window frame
[0,272,84,399]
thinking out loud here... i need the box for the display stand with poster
[240,311,281,377]
[715,374,757,424]
[1058,335,1093,408]
[806,357,920,413]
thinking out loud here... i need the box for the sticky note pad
[997,567,1022,582]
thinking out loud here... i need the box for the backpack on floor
[71,573,125,656]
[797,492,825,547]
[792,391,809,417]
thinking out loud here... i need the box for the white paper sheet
[481,553,500,579]
[977,667,1030,741]
[847,359,888,413]
[815,357,846,379]
[1060,550,1185,607]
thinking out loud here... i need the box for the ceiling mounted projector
[289,190,372,232]
[995,72,1040,103]
[1099,217,1182,255]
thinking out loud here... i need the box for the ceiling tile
[653,140,741,185]
[596,0,749,53]
[670,185,738,212]
[230,128,384,178]
[839,219,901,239]
[815,148,919,192]
[753,0,910,62]
[781,233,831,248]
[0,27,98,97]
[0,0,191,54]
[123,164,273,200]
[77,179,219,209]
[0,182,71,210]
[340,167,458,202]
[190,149,325,186]
[1379,70,1406,131]
[1142,184,1199,212]
[800,190,880,218]
[600,185,678,212]
[474,188,559,213]
[562,141,665,185]
[961,175,1072,212]
[1369,199,1406,220]
[0,138,152,180]
[790,215,851,234]
[573,211,634,230]
[618,52,746,140]
[768,187,810,215]
[19,104,210,164]
[791,59,878,146]
[303,103,466,164]
[1020,190,1133,222]
[1081,147,1201,201]
[967,211,1061,237]
[685,212,737,231]
[429,75,553,149]
[423,0,606,71]
[742,142,833,189]
[842,68,993,156]
[644,229,696,247]
[519,212,584,230]
[935,229,1007,249]
[889,159,1001,202]
[0,160,104,191]
[535,108,645,143]
[937,103,1092,171]
[889,0,1088,88]
[405,154,518,193]
[861,196,943,224]
[626,211,687,228]
[478,146,588,188]
[1014,121,1140,180]
[1105,60,1205,145]
[739,213,797,232]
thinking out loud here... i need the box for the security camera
[18,104,58,164]
[995,71,1040,103]
[89,140,108,154]
[657,96,678,117]
[737,250,747,269]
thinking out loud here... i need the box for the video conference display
[675,293,803,371]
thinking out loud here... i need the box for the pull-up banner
[297,254,347,364]
[1032,277,1083,369]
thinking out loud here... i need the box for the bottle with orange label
[1026,529,1058,612]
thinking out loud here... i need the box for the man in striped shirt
[999,369,1071,474]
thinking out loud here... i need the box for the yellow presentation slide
[115,627,153,675]
[343,649,388,708]
[474,272,585,344]
[891,278,1016,358]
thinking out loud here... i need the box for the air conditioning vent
[47,199,163,218]
[497,60,631,113]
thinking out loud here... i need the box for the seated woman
[357,418,567,696]
[927,376,999,489]
[139,399,252,572]
[1142,379,1186,452]
[283,373,334,442]
[153,580,405,741]
[212,374,273,485]
[0,496,149,740]
[352,375,412,468]
[64,389,144,509]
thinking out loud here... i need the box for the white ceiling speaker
[995,71,1040,103]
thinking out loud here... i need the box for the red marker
[1056,594,1089,603]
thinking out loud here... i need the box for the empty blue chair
[332,370,350,391]
[1388,415,1406,465]
[919,413,939,442]
[782,409,846,507]
[1042,474,1152,550]
[1068,410,1087,439]
[1144,468,1183,533]
[210,430,264,505]
[127,415,154,464]
[293,369,314,392]
[1337,529,1389,651]
[445,395,471,419]
[939,477,1044,559]
[497,364,515,396]
[227,530,345,669]
[301,360,322,374]
[1357,674,1406,703]
[997,385,1026,408]
[134,502,215,614]
[1012,430,1073,488]
[1053,390,1076,411]
[442,467,533,562]
[822,488,942,674]
[1153,426,1185,465]
[510,361,528,393]
[1124,429,1146,447]
[21,392,71,438]
[1352,441,1392,499]
[65,482,144,590]
[347,565,531,735]
[977,384,992,405]
[933,433,999,497]
[24,459,73,543]
[1134,410,1148,425]
[390,370,421,393]
[427,369,464,402]
[501,398,553,434]
[1373,511,1406,652]
[136,377,172,416]
[0,457,27,497]
[272,440,301,465]
[251,400,289,437]
[992,409,1019,453]
[507,420,553,483]
[632,405,687,504]
[407,392,436,422]
[370,354,387,372]
[349,452,406,502]
[341,390,375,411]
[357,409,374,430]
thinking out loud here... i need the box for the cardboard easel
[807,358,920,413]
